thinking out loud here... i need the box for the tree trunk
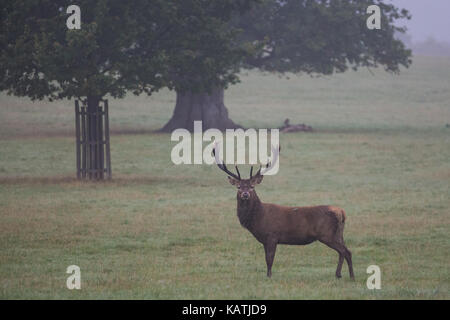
[160,86,240,132]
[86,95,104,180]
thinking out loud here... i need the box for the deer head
[213,143,279,201]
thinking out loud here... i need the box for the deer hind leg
[343,246,354,279]
[336,252,345,278]
[319,240,347,279]
[330,239,355,280]
[335,218,355,279]
[338,231,355,279]
[263,240,277,278]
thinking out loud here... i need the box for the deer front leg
[263,240,277,278]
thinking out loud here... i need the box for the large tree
[159,0,412,132]
[0,0,253,178]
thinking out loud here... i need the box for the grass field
[0,56,449,299]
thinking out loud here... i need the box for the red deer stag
[213,145,354,279]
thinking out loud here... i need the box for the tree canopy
[160,0,413,132]
[0,0,253,101]
[235,0,412,75]
[1,0,413,133]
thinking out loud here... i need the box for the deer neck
[237,192,262,230]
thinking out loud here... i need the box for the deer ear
[251,174,263,185]
[228,176,240,186]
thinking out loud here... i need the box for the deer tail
[340,209,346,224]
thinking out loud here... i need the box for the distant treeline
[398,33,450,57]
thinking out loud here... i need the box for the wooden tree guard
[75,99,112,180]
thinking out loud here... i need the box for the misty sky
[389,0,450,43]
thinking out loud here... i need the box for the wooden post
[75,98,111,180]
[99,102,105,179]
[93,105,98,179]
[104,100,112,179]
[75,100,81,179]
[86,101,92,179]
[81,102,87,178]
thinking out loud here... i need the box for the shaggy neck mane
[237,192,262,229]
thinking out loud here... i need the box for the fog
[390,0,450,43]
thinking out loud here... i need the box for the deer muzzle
[241,192,250,200]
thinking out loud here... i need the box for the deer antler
[213,142,241,180]
[251,144,280,178]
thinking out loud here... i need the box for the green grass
[0,56,449,299]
